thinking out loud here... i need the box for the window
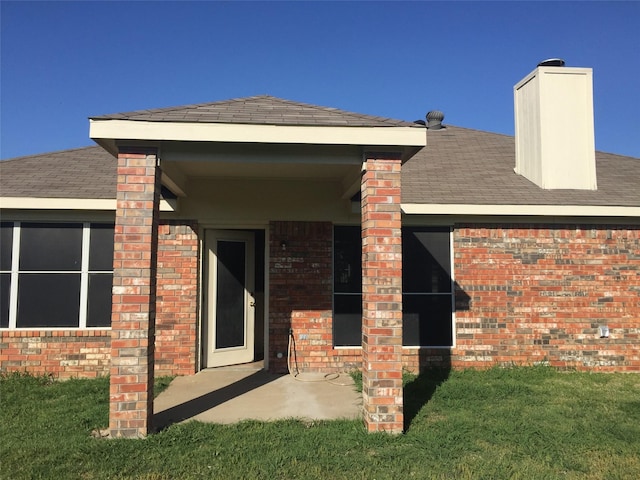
[332,225,454,347]
[0,222,114,329]
[333,226,362,347]
[402,227,453,347]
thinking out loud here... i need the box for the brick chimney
[514,61,597,190]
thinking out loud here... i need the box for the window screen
[333,226,362,347]
[332,225,454,347]
[17,273,81,328]
[0,223,13,271]
[402,227,453,347]
[19,223,82,271]
[1,222,115,329]
[89,224,115,271]
[0,274,9,328]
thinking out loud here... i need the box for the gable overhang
[89,119,426,161]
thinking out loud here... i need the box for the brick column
[361,153,403,434]
[109,148,161,438]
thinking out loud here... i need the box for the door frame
[200,226,268,370]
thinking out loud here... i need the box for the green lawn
[1,367,639,480]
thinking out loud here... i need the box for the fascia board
[1,197,176,212]
[90,119,427,148]
[402,203,640,217]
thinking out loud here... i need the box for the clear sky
[1,1,639,160]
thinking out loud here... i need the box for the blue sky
[1,1,639,159]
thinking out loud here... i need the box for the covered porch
[89,96,426,437]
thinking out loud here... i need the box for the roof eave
[89,119,426,157]
[402,203,640,217]
[0,197,177,212]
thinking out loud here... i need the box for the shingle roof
[90,95,415,127]
[1,127,638,209]
[0,146,116,199]
[402,126,640,207]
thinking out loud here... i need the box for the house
[1,64,639,437]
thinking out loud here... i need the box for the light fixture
[281,240,287,252]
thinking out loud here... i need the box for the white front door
[205,230,255,367]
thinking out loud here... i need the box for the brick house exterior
[1,65,639,436]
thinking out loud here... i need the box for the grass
[1,367,639,480]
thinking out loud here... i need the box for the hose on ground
[287,330,352,386]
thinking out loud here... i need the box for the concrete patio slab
[153,366,362,430]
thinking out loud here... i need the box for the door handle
[249,301,256,307]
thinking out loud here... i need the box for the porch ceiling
[168,159,357,180]
[157,142,365,199]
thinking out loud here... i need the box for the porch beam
[109,147,161,438]
[361,152,404,434]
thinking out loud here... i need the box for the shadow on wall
[454,280,471,312]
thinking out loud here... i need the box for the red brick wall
[3,222,637,379]
[445,224,640,372]
[155,221,199,376]
[0,330,110,378]
[269,221,361,373]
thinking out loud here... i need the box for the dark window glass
[87,274,113,327]
[333,294,362,347]
[89,224,115,271]
[0,273,9,328]
[215,240,246,349]
[334,226,361,293]
[17,274,80,327]
[403,294,453,347]
[1,223,13,271]
[20,223,83,271]
[333,226,362,346]
[403,228,451,293]
[332,225,454,347]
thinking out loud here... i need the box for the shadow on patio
[153,367,362,432]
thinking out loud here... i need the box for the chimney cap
[538,58,565,67]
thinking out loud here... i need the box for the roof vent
[537,58,565,67]
[426,110,445,130]
[413,119,426,126]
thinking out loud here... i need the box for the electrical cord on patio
[287,330,352,386]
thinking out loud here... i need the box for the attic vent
[537,58,565,67]
[426,110,445,130]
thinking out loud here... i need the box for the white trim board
[402,203,640,218]
[1,197,176,212]
[90,120,427,148]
